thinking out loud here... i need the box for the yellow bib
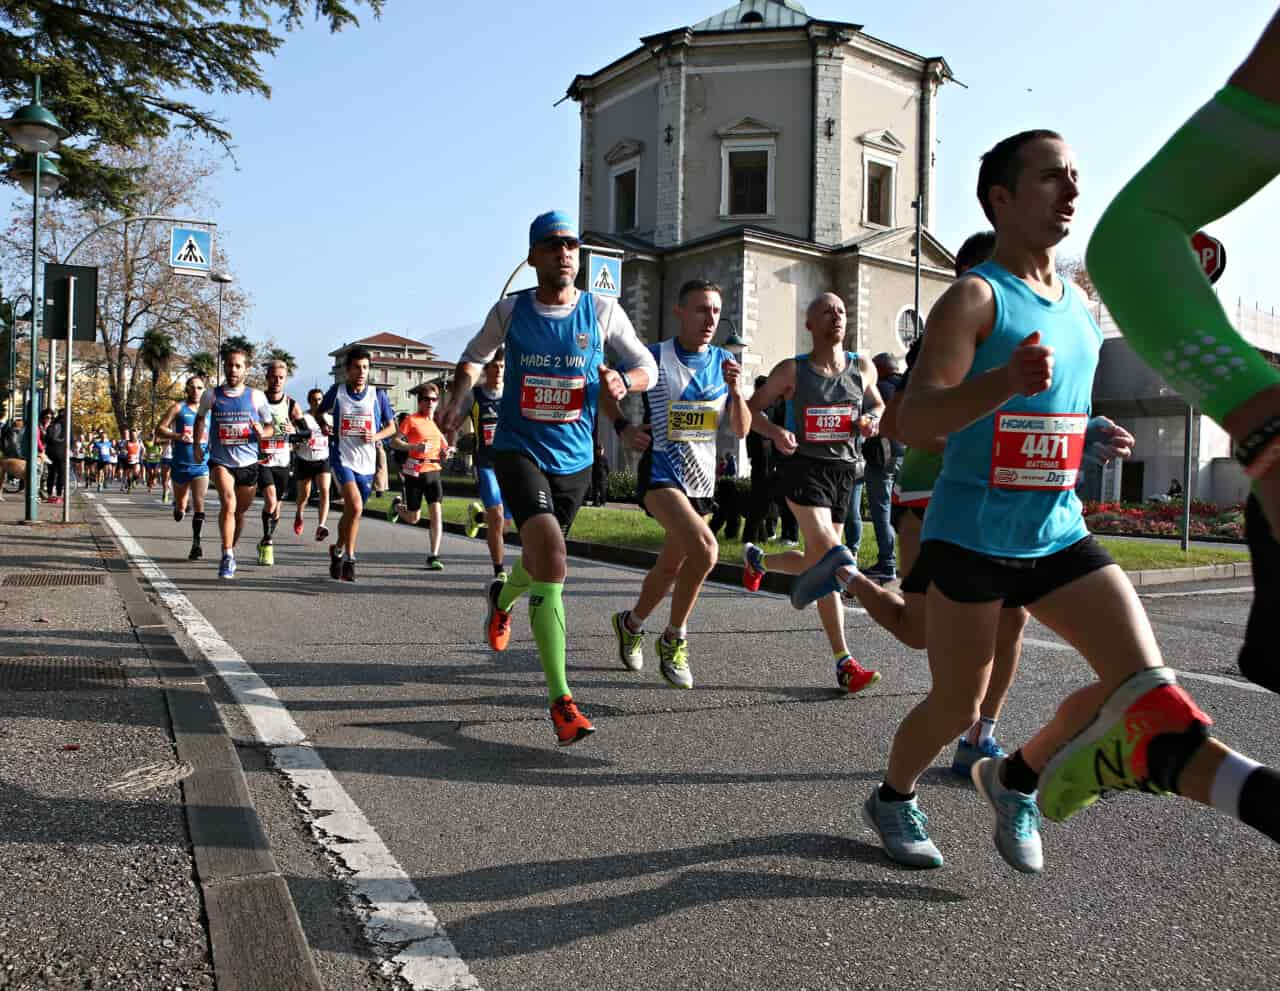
[667,400,719,442]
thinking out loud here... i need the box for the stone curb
[81,497,323,991]
[365,505,1252,594]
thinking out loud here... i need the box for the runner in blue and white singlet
[193,348,274,579]
[464,351,513,578]
[291,387,332,542]
[156,376,212,560]
[318,347,396,582]
[440,210,656,746]
[608,279,749,690]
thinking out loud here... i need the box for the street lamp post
[720,316,747,479]
[3,75,68,522]
[210,272,233,384]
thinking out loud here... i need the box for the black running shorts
[213,462,261,489]
[295,458,329,481]
[492,450,590,534]
[257,464,290,497]
[912,535,1115,609]
[780,456,862,519]
[403,471,443,512]
[1240,494,1280,692]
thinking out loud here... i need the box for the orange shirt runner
[400,413,447,475]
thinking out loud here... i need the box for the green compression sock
[497,559,532,612]
[528,580,569,702]
[1087,85,1280,425]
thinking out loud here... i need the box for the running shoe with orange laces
[485,577,512,652]
[836,655,881,695]
[550,694,594,746]
[1037,667,1212,822]
[742,542,766,592]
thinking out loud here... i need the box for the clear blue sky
[9,1,1280,393]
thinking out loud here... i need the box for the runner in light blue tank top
[923,259,1101,558]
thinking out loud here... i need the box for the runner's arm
[725,357,751,439]
[251,391,274,439]
[897,277,1046,446]
[373,392,397,442]
[154,402,183,442]
[192,389,214,449]
[446,303,510,433]
[748,360,796,442]
[599,299,655,393]
[859,356,884,437]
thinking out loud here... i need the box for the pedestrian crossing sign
[170,227,212,277]
[588,254,621,298]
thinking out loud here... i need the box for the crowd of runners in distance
[111,10,1280,873]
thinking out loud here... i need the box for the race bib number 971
[990,412,1087,490]
[667,400,719,442]
[520,374,585,423]
[803,405,854,443]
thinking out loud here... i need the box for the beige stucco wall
[681,62,812,242]
[857,258,951,359]
[590,80,660,238]
[747,245,839,379]
[839,53,921,241]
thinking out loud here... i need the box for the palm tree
[185,351,216,382]
[263,347,297,375]
[140,328,175,438]
[220,334,256,363]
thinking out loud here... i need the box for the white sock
[975,717,997,746]
[624,610,644,634]
[1209,752,1262,820]
[663,624,687,642]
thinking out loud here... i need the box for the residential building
[327,332,455,413]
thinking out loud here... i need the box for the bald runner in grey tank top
[786,351,865,464]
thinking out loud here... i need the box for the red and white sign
[520,374,585,423]
[990,412,1087,490]
[482,422,496,446]
[1191,230,1227,284]
[217,421,252,444]
[803,404,854,443]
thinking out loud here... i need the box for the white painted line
[93,502,481,991]
[1023,636,1074,653]
[1141,586,1253,599]
[1175,669,1274,695]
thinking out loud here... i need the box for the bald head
[804,292,847,350]
[806,292,844,324]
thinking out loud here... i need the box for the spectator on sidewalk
[42,409,67,504]
[766,392,799,545]
[743,377,777,544]
[856,352,906,580]
[590,441,610,507]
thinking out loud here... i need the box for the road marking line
[1174,670,1273,694]
[93,501,481,991]
[1141,586,1253,598]
[1023,636,1074,653]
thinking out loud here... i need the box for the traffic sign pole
[62,275,74,523]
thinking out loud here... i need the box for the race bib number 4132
[520,374,585,423]
[803,405,854,443]
[990,412,1087,490]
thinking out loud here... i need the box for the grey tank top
[787,351,864,463]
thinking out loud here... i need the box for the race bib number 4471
[990,412,1087,490]
[520,374,585,423]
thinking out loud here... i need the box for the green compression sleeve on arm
[497,558,532,612]
[528,581,570,702]
[1087,85,1280,425]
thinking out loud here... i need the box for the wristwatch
[1234,415,1280,479]
[619,370,633,392]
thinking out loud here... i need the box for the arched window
[896,307,923,350]
[740,11,765,24]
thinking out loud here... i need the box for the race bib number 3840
[520,374,585,423]
[990,412,1087,490]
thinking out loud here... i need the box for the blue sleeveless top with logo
[493,290,603,475]
[173,402,209,468]
[209,386,264,469]
[922,261,1102,558]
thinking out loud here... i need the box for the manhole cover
[1,572,104,587]
[0,658,127,691]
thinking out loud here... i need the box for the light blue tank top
[922,261,1102,558]
[172,403,209,467]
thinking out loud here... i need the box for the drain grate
[1,572,104,588]
[0,657,127,691]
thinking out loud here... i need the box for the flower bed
[1082,499,1245,540]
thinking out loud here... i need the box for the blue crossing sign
[588,253,622,299]
[170,226,212,276]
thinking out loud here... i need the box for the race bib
[307,436,328,455]
[217,421,252,444]
[262,436,287,452]
[667,400,719,442]
[342,414,374,438]
[520,374,585,423]
[482,422,497,446]
[803,404,854,443]
[990,412,1087,490]
[180,425,194,444]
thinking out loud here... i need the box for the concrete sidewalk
[0,492,318,990]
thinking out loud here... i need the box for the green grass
[365,493,1248,573]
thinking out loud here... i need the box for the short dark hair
[306,387,323,402]
[955,230,996,277]
[753,375,768,391]
[486,346,505,365]
[346,347,372,368]
[677,279,723,304]
[976,130,1064,225]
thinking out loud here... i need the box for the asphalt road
[89,489,1280,991]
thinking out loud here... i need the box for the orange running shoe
[742,542,766,592]
[550,694,594,746]
[485,577,512,652]
[837,655,881,695]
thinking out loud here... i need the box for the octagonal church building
[568,0,959,375]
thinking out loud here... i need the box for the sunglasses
[539,236,580,251]
[418,394,439,403]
